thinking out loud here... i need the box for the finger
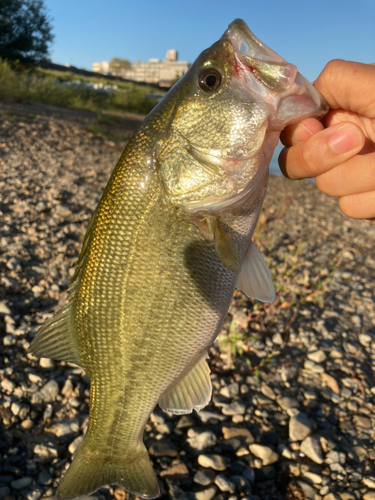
[339,190,375,219]
[278,122,365,179]
[315,60,375,117]
[315,151,375,197]
[280,118,324,146]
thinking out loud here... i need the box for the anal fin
[30,301,81,367]
[158,353,212,414]
[237,241,275,303]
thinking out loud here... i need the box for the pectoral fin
[158,353,212,414]
[237,242,275,303]
[210,218,241,273]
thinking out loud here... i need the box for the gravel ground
[1,101,375,500]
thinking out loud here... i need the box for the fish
[30,19,327,500]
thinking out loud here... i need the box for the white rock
[307,349,327,363]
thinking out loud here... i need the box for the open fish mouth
[223,19,328,127]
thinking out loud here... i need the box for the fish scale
[30,18,327,499]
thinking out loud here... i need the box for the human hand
[279,60,375,220]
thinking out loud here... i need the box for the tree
[109,57,132,74]
[0,0,53,62]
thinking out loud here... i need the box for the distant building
[92,61,110,74]
[92,50,190,87]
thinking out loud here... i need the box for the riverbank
[1,101,374,500]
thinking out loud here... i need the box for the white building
[91,61,110,74]
[92,50,190,87]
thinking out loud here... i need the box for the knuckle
[299,144,319,178]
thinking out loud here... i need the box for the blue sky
[44,0,375,82]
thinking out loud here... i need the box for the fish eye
[197,69,222,92]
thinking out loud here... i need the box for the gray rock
[222,402,246,415]
[187,431,217,451]
[11,477,33,489]
[197,411,227,423]
[307,349,327,363]
[289,413,313,441]
[47,417,79,437]
[68,435,84,454]
[24,487,43,500]
[326,450,346,464]
[197,454,230,471]
[214,474,236,493]
[0,378,15,393]
[249,444,279,465]
[260,384,276,400]
[31,380,59,404]
[242,466,255,484]
[3,334,16,346]
[353,415,372,429]
[0,302,11,315]
[296,480,316,499]
[33,443,59,462]
[219,383,239,398]
[39,357,55,369]
[195,486,217,500]
[300,436,324,464]
[148,438,178,457]
[363,477,375,488]
[37,469,53,486]
[193,470,215,486]
[278,396,299,410]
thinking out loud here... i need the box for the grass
[0,58,164,115]
[216,198,342,376]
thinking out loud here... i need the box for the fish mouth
[223,19,328,127]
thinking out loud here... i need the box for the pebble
[187,431,217,451]
[159,462,189,482]
[148,438,178,457]
[248,444,279,465]
[195,486,217,500]
[321,373,340,394]
[222,427,254,444]
[219,383,239,398]
[221,402,246,415]
[197,454,230,471]
[353,415,372,429]
[37,469,53,486]
[68,435,83,454]
[1,378,15,393]
[363,477,375,489]
[289,413,314,441]
[11,477,32,489]
[39,357,55,369]
[300,436,324,464]
[33,443,59,461]
[31,380,59,404]
[307,349,327,363]
[193,470,215,486]
[214,474,236,493]
[363,493,375,500]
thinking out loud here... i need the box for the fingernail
[329,126,361,154]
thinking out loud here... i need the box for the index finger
[315,60,375,117]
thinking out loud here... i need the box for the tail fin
[56,437,160,500]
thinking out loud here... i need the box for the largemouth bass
[30,19,327,499]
